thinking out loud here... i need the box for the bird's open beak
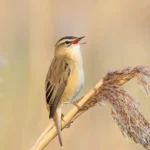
[72,36,85,44]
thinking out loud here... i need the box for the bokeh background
[0,0,150,150]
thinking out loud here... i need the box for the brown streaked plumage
[45,36,85,146]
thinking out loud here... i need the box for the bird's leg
[63,96,89,111]
[63,100,83,110]
[72,96,88,110]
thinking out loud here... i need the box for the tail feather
[52,108,63,146]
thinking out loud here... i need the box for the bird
[45,36,85,146]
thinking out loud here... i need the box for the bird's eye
[65,41,70,44]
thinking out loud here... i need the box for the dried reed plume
[31,66,150,150]
[94,66,150,150]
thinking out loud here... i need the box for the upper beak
[77,36,85,41]
[72,36,85,44]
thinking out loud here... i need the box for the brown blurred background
[0,0,150,150]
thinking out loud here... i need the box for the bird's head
[54,36,85,56]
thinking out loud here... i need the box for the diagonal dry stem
[31,65,150,150]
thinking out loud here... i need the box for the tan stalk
[31,66,150,150]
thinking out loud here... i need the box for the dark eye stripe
[59,41,71,47]
[65,41,70,44]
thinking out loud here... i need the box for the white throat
[55,44,83,65]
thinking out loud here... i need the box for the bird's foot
[73,98,89,111]
[61,113,73,128]
[65,121,73,128]
[73,103,83,110]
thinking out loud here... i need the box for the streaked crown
[55,36,85,48]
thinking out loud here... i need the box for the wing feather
[45,57,72,118]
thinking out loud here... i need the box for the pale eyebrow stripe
[56,39,75,46]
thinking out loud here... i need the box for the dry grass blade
[31,66,150,150]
